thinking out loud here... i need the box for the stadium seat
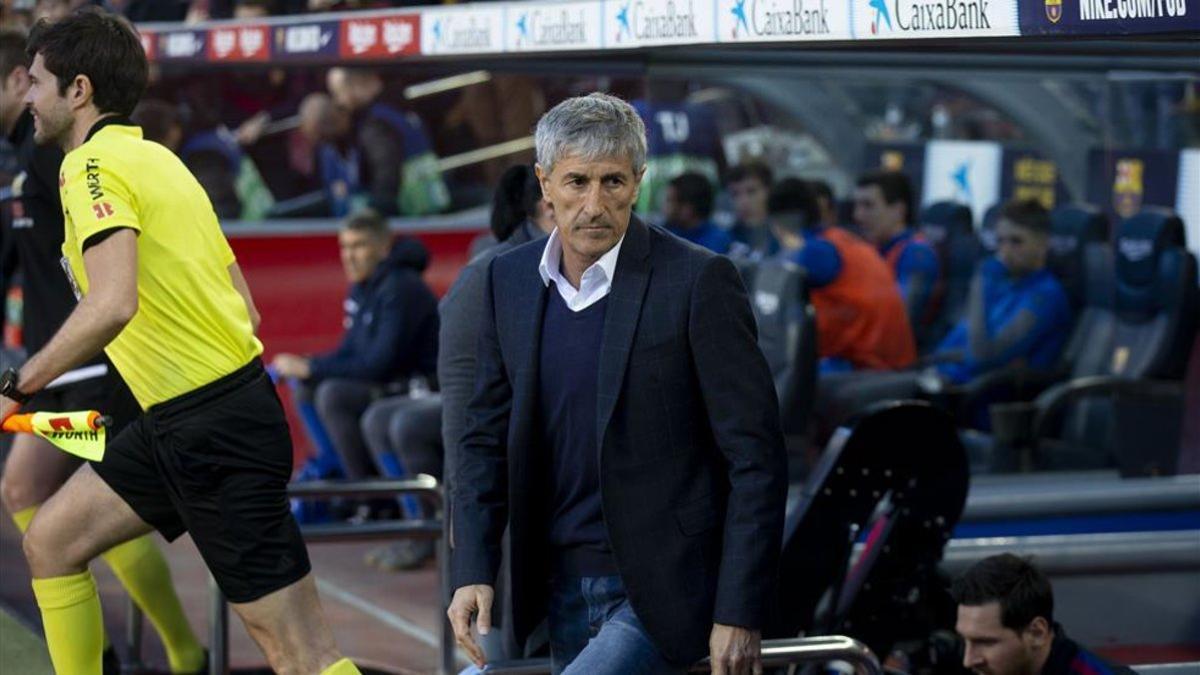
[1047,204,1109,310]
[749,261,817,471]
[1174,335,1200,474]
[993,209,1199,473]
[731,255,761,289]
[919,201,984,350]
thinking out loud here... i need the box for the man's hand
[235,112,270,147]
[447,584,494,668]
[271,354,311,380]
[710,623,762,675]
[1,395,18,425]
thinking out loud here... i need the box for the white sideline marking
[315,577,470,667]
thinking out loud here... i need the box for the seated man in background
[954,554,1134,675]
[769,178,916,373]
[815,199,1072,434]
[854,170,941,333]
[272,209,439,512]
[727,160,779,260]
[933,199,1071,384]
[663,171,733,254]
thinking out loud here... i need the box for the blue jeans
[548,574,684,675]
[456,575,684,675]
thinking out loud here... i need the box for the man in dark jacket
[448,93,787,675]
[272,209,439,484]
[953,554,1135,675]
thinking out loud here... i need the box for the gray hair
[535,92,647,177]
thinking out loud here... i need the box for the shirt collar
[83,115,137,144]
[538,227,626,290]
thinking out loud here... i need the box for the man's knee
[387,406,438,450]
[23,514,89,577]
[314,379,367,418]
[0,472,38,515]
[360,403,395,455]
[387,412,443,478]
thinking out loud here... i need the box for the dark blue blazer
[451,216,788,665]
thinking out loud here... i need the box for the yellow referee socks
[320,657,364,674]
[100,535,205,674]
[11,506,113,654]
[31,571,104,675]
[11,505,37,533]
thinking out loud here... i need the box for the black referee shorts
[93,358,311,603]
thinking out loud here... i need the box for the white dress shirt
[537,227,626,312]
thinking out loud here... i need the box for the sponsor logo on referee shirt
[86,158,103,201]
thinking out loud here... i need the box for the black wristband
[0,368,33,404]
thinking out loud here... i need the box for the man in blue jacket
[272,209,439,486]
[933,199,1071,384]
[663,172,733,254]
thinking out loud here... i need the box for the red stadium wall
[228,228,479,465]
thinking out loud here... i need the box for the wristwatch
[0,368,33,404]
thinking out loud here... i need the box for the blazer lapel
[595,217,652,451]
[511,263,548,462]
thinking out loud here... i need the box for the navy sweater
[538,290,616,576]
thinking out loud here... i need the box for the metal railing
[481,636,882,675]
[205,477,451,675]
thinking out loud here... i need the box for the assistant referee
[0,10,361,675]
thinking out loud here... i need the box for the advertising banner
[606,0,718,48]
[850,0,1020,39]
[506,1,605,51]
[922,140,1004,226]
[208,24,271,61]
[272,21,340,59]
[339,14,421,58]
[716,0,853,42]
[139,31,157,62]
[1177,148,1200,259]
[999,149,1071,210]
[1018,0,1198,35]
[421,6,506,55]
[157,29,207,61]
[1085,148,1180,227]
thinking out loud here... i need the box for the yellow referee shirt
[59,120,263,409]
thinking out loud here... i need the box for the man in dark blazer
[448,93,788,675]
